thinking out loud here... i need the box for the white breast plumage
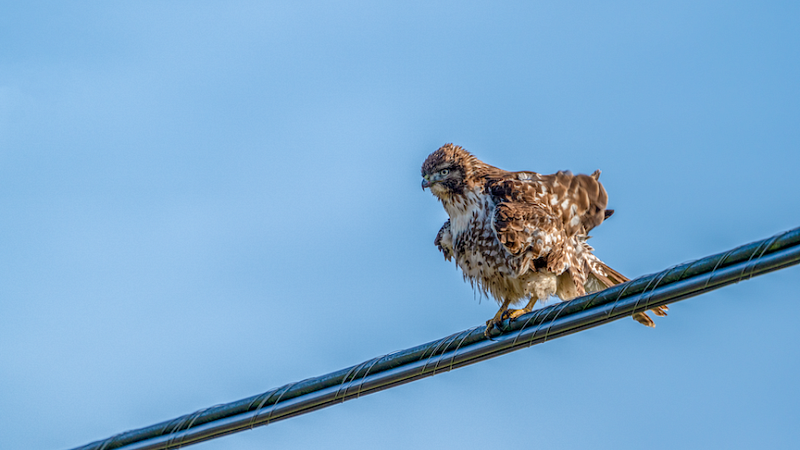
[443,190,492,239]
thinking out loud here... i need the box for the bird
[421,143,667,335]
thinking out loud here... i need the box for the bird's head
[420,144,477,199]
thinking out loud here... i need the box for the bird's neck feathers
[458,156,498,190]
[441,188,481,216]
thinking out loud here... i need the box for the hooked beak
[421,178,431,190]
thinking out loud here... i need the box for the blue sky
[2,2,799,449]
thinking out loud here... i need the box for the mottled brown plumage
[422,143,666,334]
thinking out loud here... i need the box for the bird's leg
[501,295,540,322]
[485,299,513,336]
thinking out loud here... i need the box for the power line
[70,226,800,450]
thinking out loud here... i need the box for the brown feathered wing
[487,169,668,324]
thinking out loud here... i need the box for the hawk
[421,143,666,334]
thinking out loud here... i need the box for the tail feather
[589,261,668,327]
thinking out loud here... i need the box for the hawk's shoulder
[492,201,561,258]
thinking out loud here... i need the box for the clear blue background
[2,2,799,449]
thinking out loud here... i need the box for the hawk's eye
[440,169,450,176]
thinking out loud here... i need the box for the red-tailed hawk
[421,144,666,335]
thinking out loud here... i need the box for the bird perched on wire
[421,143,666,335]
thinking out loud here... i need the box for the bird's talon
[484,316,504,337]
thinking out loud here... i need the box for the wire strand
[71,226,800,450]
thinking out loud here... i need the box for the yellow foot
[502,308,530,321]
[484,308,532,337]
